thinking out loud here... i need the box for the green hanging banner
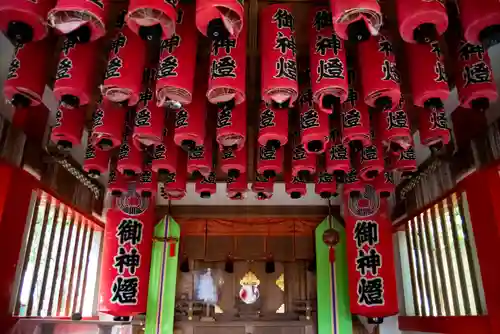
[315,217,353,334]
[145,216,181,334]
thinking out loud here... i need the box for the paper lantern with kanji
[406,40,449,109]
[220,145,246,179]
[162,149,188,200]
[374,98,412,153]
[187,140,213,178]
[341,98,371,148]
[355,131,384,182]
[344,185,398,321]
[226,172,248,200]
[156,5,197,109]
[108,168,128,196]
[418,105,451,151]
[252,173,274,200]
[315,170,338,199]
[343,168,364,198]
[258,102,288,149]
[133,88,166,149]
[99,191,155,316]
[0,0,54,43]
[299,89,329,154]
[91,99,127,151]
[326,123,350,178]
[330,0,382,42]
[291,139,317,180]
[83,140,110,179]
[101,21,147,106]
[136,160,157,198]
[454,40,497,111]
[174,93,206,152]
[389,145,417,174]
[285,168,307,199]
[358,34,401,111]
[153,120,178,178]
[126,0,178,42]
[309,7,348,113]
[456,0,500,48]
[260,4,298,109]
[207,24,246,107]
[216,101,246,151]
[195,171,217,199]
[117,121,144,176]
[195,0,244,40]
[48,0,110,43]
[53,38,98,108]
[373,171,395,199]
[395,0,448,44]
[3,40,50,108]
[50,104,86,151]
[257,145,283,179]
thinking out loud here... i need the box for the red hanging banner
[344,185,398,322]
[99,189,155,316]
[330,0,382,41]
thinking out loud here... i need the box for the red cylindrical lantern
[358,34,401,111]
[137,160,157,198]
[372,171,395,199]
[257,145,283,179]
[315,170,338,199]
[196,0,244,40]
[48,0,109,42]
[187,139,213,178]
[195,171,217,199]
[285,168,307,199]
[108,168,129,196]
[455,40,497,111]
[162,149,188,200]
[50,104,85,151]
[374,97,412,153]
[53,38,98,108]
[418,105,450,151]
[326,121,350,178]
[341,96,371,147]
[456,0,500,48]
[216,101,246,151]
[126,0,177,42]
[117,120,144,176]
[343,168,364,198]
[344,187,398,321]
[309,7,348,113]
[156,5,197,109]
[220,145,246,178]
[299,89,329,154]
[207,23,246,107]
[153,123,180,180]
[226,172,248,200]
[133,87,166,149]
[395,0,448,44]
[174,89,206,152]
[406,40,449,109]
[0,0,54,43]
[260,4,298,109]
[3,40,50,108]
[101,23,147,106]
[291,137,317,179]
[355,131,384,182]
[99,192,155,316]
[389,145,417,174]
[83,140,110,179]
[258,102,288,149]
[330,0,382,42]
[91,99,127,151]
[252,173,274,200]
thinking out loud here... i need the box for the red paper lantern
[216,101,246,151]
[3,40,50,107]
[50,104,85,151]
[126,0,178,41]
[195,0,244,40]
[355,131,384,182]
[309,7,348,113]
[257,145,283,179]
[406,40,449,109]
[226,172,248,200]
[99,192,155,316]
[315,170,338,199]
[343,168,364,198]
[220,145,246,178]
[252,173,274,200]
[101,20,147,106]
[174,89,206,152]
[152,122,179,178]
[358,34,401,111]
[195,171,217,199]
[341,98,371,147]
[91,99,127,151]
[108,168,128,196]
[330,0,382,42]
[258,102,288,149]
[53,38,98,108]
[344,186,398,321]
[372,171,395,199]
[48,0,110,42]
[207,23,246,107]
[260,4,298,109]
[454,40,497,111]
[137,159,157,198]
[374,97,412,153]
[291,140,317,180]
[456,0,500,48]
[162,148,188,200]
[117,120,144,176]
[299,88,329,154]
[389,145,417,174]
[0,0,54,43]
[83,140,110,179]
[187,139,213,178]
[156,5,197,109]
[395,0,448,44]
[285,168,307,199]
[325,128,350,178]
[133,87,166,149]
[418,105,450,151]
